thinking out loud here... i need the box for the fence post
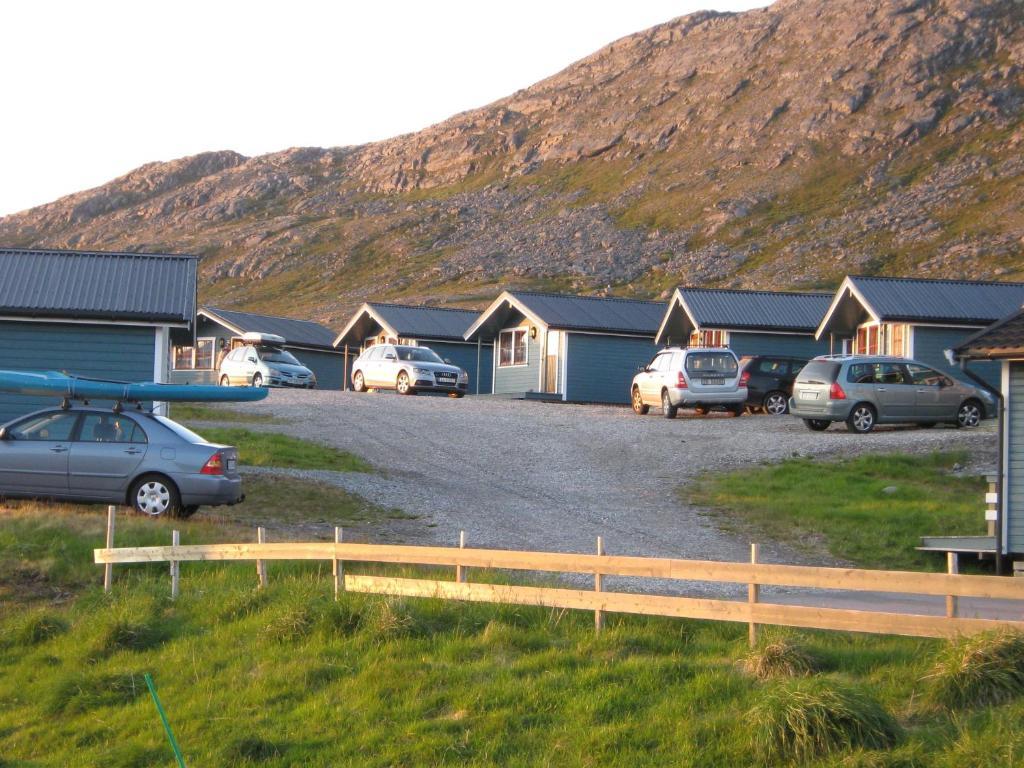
[256,527,268,589]
[103,505,116,593]
[333,526,343,599]
[946,552,959,618]
[595,536,605,635]
[748,543,760,648]
[170,530,180,600]
[456,530,467,584]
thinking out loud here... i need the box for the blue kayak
[0,370,268,403]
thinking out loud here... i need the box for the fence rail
[94,531,1024,643]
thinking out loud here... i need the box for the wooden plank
[748,543,759,648]
[344,575,1024,640]
[93,542,1024,601]
[595,536,605,634]
[103,505,116,592]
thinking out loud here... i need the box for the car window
[260,348,300,365]
[227,347,244,362]
[797,360,839,384]
[9,411,79,441]
[756,359,787,375]
[907,364,949,386]
[381,346,398,360]
[670,351,683,370]
[684,352,738,375]
[78,414,147,443]
[652,353,671,372]
[847,363,875,384]
[397,346,444,363]
[877,363,908,384]
[151,415,209,444]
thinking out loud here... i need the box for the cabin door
[543,330,561,394]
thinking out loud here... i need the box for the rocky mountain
[1,0,1023,324]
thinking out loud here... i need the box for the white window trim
[497,328,530,368]
[852,321,910,357]
[172,336,216,371]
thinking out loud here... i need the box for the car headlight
[458,371,469,382]
[412,367,432,376]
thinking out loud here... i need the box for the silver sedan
[0,406,242,517]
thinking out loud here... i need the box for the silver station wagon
[351,344,468,396]
[631,347,748,418]
[789,355,996,433]
[0,406,242,517]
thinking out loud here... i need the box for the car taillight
[201,452,224,475]
[740,370,750,386]
[676,371,687,388]
[829,381,846,400]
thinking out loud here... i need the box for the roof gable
[0,247,196,325]
[201,307,337,350]
[850,276,1024,325]
[954,308,1024,359]
[334,302,478,347]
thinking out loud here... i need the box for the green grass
[687,452,986,571]
[2,507,1024,766]
[191,427,374,473]
[169,402,281,424]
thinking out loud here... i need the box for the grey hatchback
[789,355,995,433]
[0,406,242,517]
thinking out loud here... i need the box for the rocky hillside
[1,0,1023,324]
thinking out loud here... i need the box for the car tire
[803,419,830,432]
[694,405,708,416]
[352,371,366,392]
[631,387,649,415]
[396,371,413,395]
[763,391,789,416]
[252,373,263,388]
[219,374,231,387]
[846,403,876,434]
[956,399,982,428]
[661,390,678,419]
[130,474,182,518]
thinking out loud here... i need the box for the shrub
[741,639,819,680]
[922,630,1024,711]
[751,678,901,763]
[10,611,68,647]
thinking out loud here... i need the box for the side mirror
[444,358,453,365]
[384,353,397,361]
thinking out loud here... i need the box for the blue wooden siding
[425,340,493,395]
[493,329,541,394]
[291,349,345,390]
[0,321,155,423]
[912,326,1000,389]
[565,333,659,404]
[1007,362,1024,554]
[727,332,829,360]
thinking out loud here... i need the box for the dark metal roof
[201,307,339,351]
[368,303,479,340]
[0,247,197,324]
[850,276,1024,325]
[678,287,832,332]
[954,308,1024,359]
[510,291,665,335]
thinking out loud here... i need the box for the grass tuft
[364,597,416,641]
[45,672,146,715]
[922,630,1024,711]
[741,638,820,680]
[264,605,316,643]
[221,735,283,762]
[8,611,68,647]
[751,677,901,763]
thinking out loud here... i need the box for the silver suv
[351,344,468,397]
[631,347,747,418]
[219,343,316,388]
[789,355,995,433]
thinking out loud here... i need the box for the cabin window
[172,337,215,370]
[688,329,729,347]
[498,328,528,367]
[852,323,908,356]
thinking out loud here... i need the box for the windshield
[796,360,841,384]
[396,346,444,364]
[152,415,210,444]
[684,352,738,375]
[260,348,301,365]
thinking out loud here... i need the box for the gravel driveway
[226,390,995,574]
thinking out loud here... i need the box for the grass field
[169,402,281,424]
[190,426,374,474]
[2,500,1023,766]
[687,451,986,571]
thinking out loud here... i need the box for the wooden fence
[94,520,1024,645]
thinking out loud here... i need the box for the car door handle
[876,387,887,392]
[49,446,68,453]
[124,448,143,455]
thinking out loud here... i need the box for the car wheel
[763,391,789,416]
[661,389,678,419]
[631,387,649,415]
[846,403,876,434]
[130,475,182,518]
[352,371,366,392]
[396,371,413,395]
[956,399,982,428]
[694,405,708,416]
[803,419,830,432]
[219,374,231,387]
[252,373,263,387]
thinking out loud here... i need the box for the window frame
[172,336,216,371]
[498,328,529,368]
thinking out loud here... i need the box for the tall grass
[922,630,1024,710]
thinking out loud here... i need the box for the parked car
[0,406,243,517]
[738,355,808,415]
[631,347,747,418]
[351,344,469,396]
[789,355,996,433]
[219,333,316,388]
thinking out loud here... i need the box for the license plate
[437,374,455,380]
[701,378,724,386]
[227,458,237,471]
[800,390,820,400]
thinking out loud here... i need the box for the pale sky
[1,0,767,217]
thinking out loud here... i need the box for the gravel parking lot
[231,390,996,572]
